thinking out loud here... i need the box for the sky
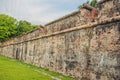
[0,0,88,25]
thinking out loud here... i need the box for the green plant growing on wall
[78,0,98,9]
[90,0,98,8]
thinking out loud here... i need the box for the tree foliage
[16,20,38,36]
[0,14,17,42]
[0,14,39,42]
[90,0,98,8]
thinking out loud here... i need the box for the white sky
[0,0,88,25]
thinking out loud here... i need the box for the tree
[16,20,31,35]
[16,20,39,36]
[0,14,17,42]
[0,14,39,42]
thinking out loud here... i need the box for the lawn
[0,55,75,80]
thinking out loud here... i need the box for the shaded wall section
[0,0,120,80]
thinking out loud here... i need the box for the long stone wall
[0,0,120,80]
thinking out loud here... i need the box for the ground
[0,55,74,80]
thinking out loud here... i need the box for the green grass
[0,55,75,80]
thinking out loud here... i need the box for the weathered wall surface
[99,0,120,20]
[0,0,120,80]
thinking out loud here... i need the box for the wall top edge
[45,10,80,26]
